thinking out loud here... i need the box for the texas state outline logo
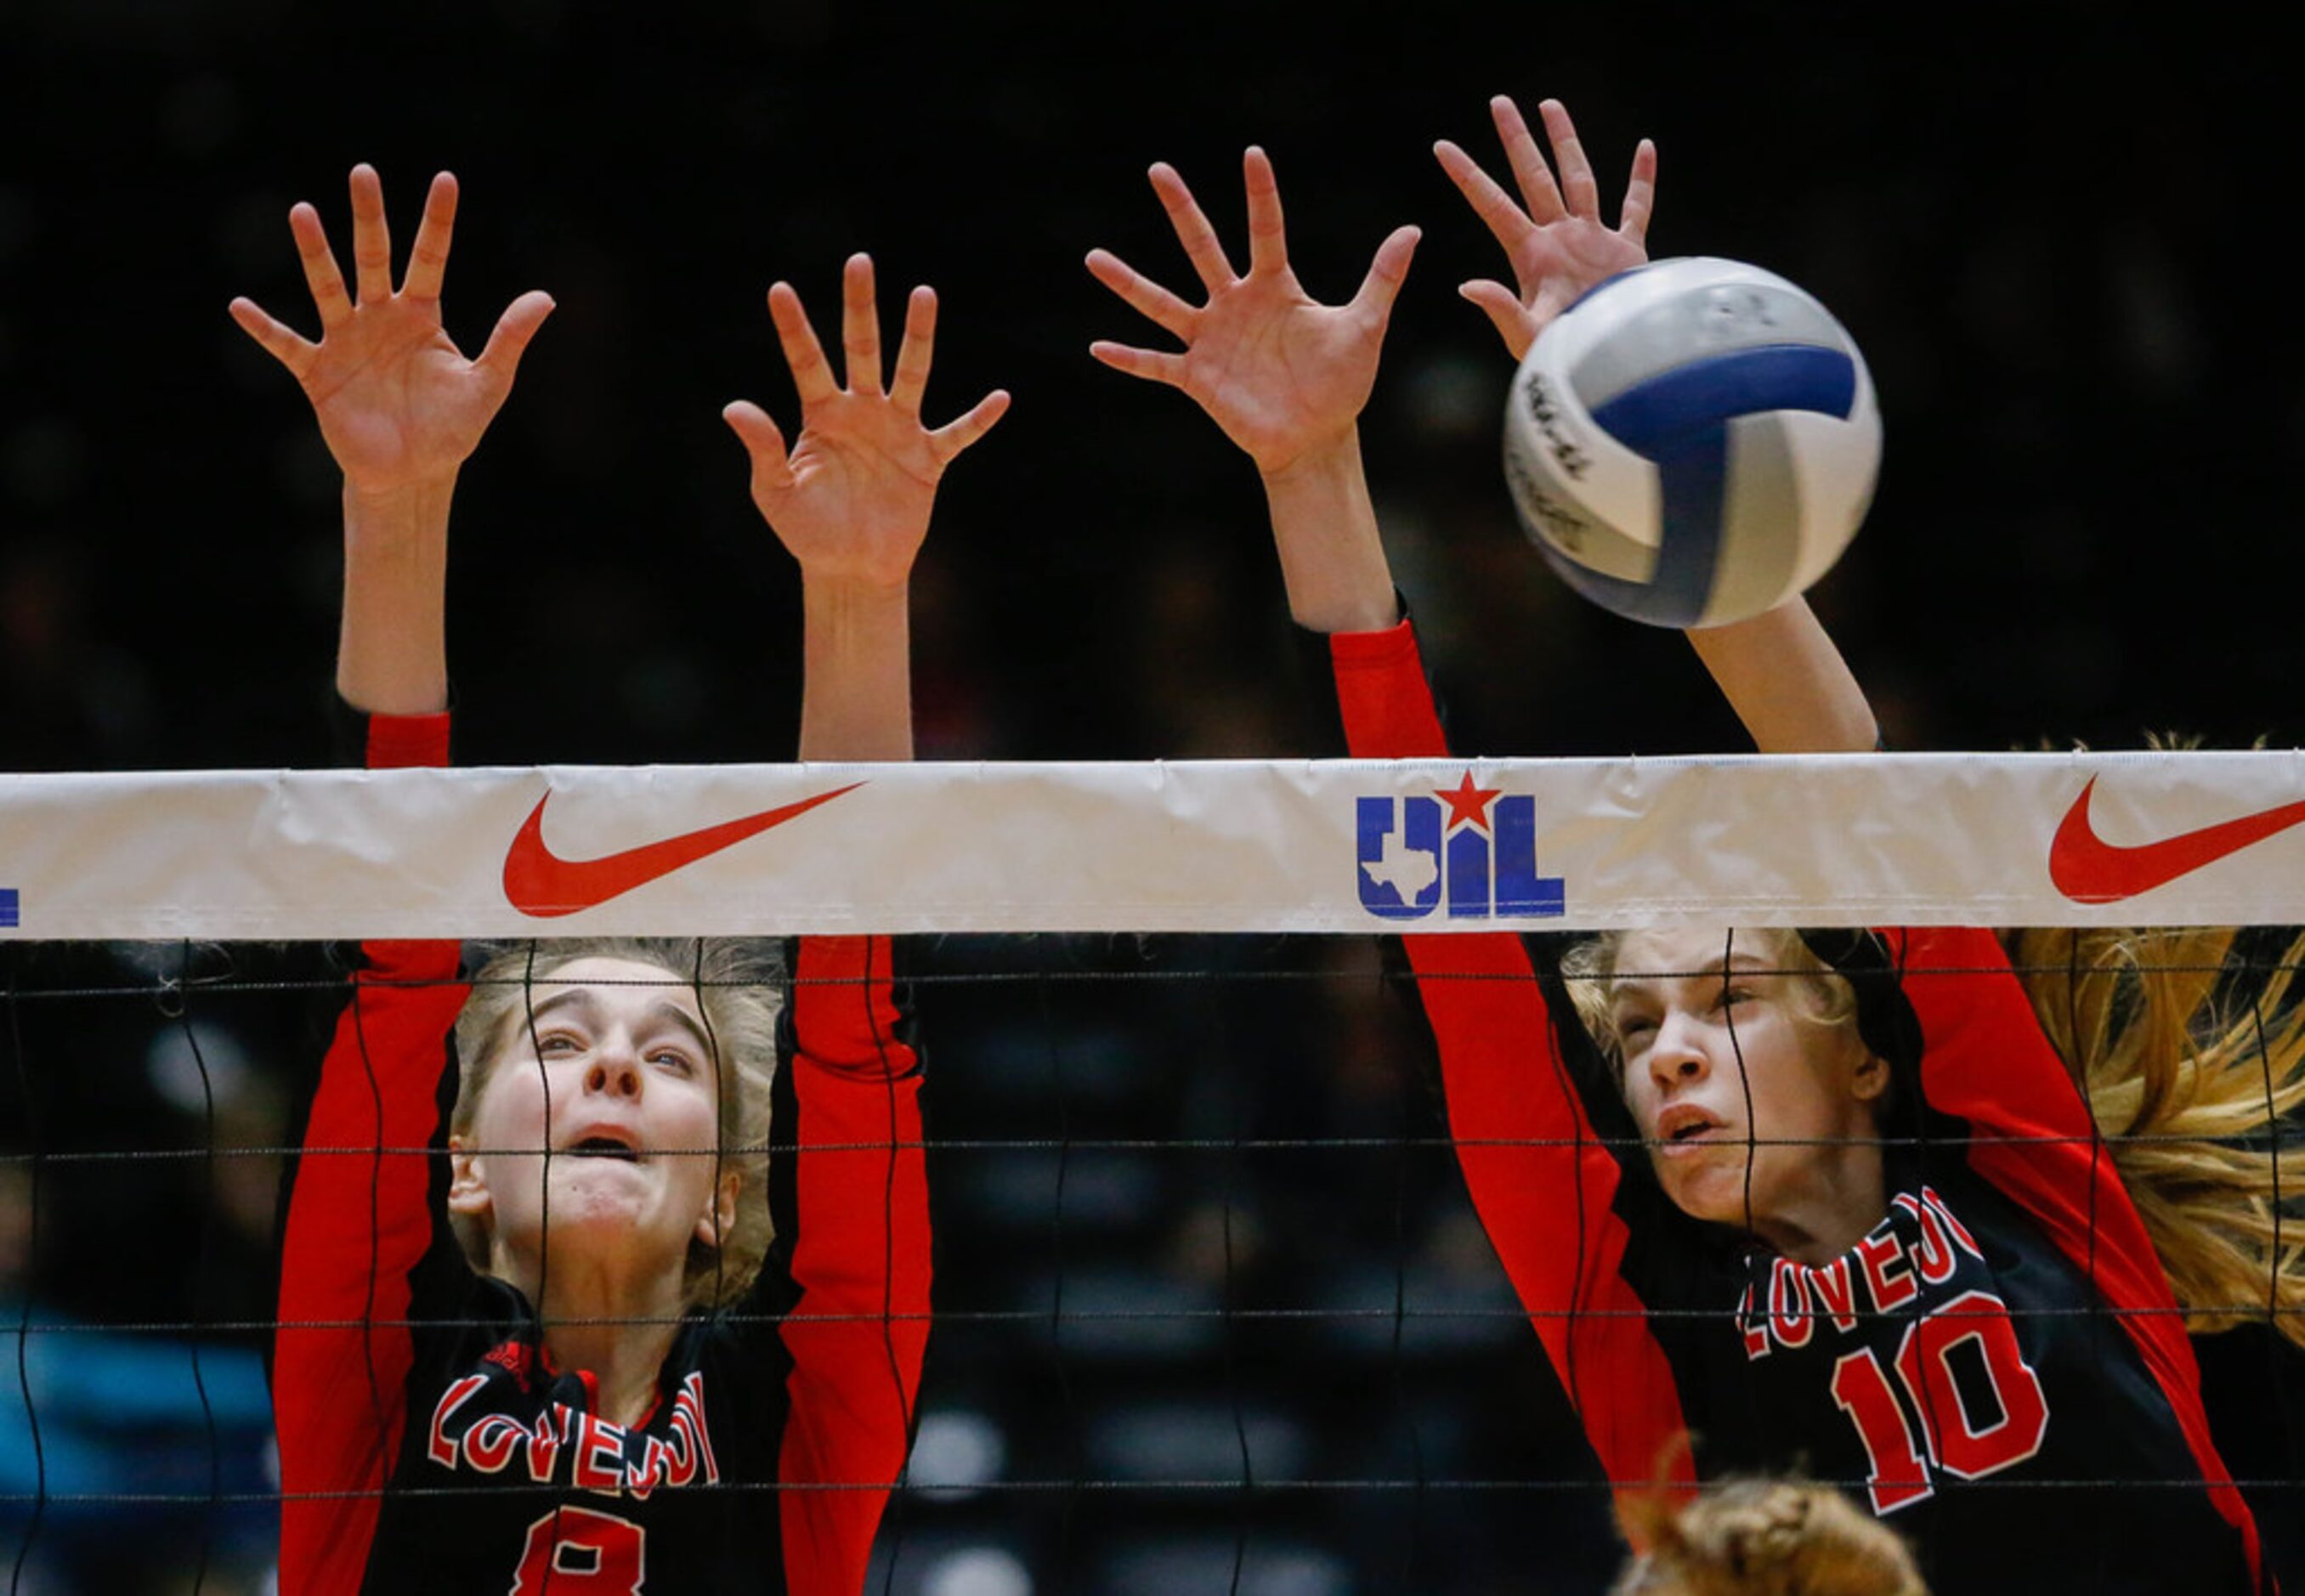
[1356,771,1566,921]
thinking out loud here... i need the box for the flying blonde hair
[449,937,784,1312]
[2008,925,2305,1350]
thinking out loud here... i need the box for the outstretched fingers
[288,201,353,329]
[1537,99,1600,220]
[1084,247,1198,340]
[1435,138,1536,258]
[347,163,394,303]
[228,297,317,379]
[887,285,938,416]
[1348,224,1421,328]
[1242,146,1288,278]
[841,252,883,396]
[929,388,1011,466]
[1619,138,1658,241]
[1148,162,1237,296]
[768,281,840,407]
[722,400,796,491]
[1490,95,1567,225]
[402,172,459,302]
[1087,340,1186,388]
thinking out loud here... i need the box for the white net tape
[5,751,2305,938]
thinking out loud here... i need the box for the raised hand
[229,166,553,494]
[724,254,1008,591]
[1435,97,1656,361]
[1087,148,1419,478]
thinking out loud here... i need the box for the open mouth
[1654,1107,1724,1150]
[564,1134,643,1163]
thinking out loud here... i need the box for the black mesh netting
[3,932,2301,1595]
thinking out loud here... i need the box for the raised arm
[1090,142,1693,1500]
[1087,147,1413,634]
[231,165,552,716]
[1684,604,1877,752]
[727,253,1006,761]
[238,164,547,1592]
[1439,96,1876,754]
[725,257,1002,1589]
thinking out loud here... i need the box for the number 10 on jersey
[1826,1289,2051,1514]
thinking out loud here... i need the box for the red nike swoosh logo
[502,783,864,918]
[2049,777,2305,903]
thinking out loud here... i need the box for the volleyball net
[3,753,2303,1594]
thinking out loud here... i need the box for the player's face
[1608,927,1887,1254]
[451,958,737,1292]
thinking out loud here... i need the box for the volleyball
[1502,257,1881,629]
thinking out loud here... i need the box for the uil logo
[1357,773,1566,921]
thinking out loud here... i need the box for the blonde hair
[449,937,784,1312]
[2007,925,2305,1350]
[1612,1476,1927,1596]
[1560,928,1860,1074]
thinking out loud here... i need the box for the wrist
[801,569,912,619]
[1256,427,1362,492]
[342,475,456,557]
[343,467,460,502]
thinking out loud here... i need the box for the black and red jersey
[272,710,930,1595]
[1328,617,2265,1593]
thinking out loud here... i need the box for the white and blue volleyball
[1503,258,1880,629]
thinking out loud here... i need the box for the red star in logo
[1436,770,1503,832]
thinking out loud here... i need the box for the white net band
[5,750,2305,939]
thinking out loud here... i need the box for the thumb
[1350,225,1421,327]
[929,388,1011,466]
[722,400,796,490]
[227,297,316,381]
[1458,280,1538,363]
[474,291,556,383]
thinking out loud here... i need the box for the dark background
[5,3,2299,773]
[3,3,2302,1593]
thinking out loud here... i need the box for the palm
[1514,219,1650,325]
[1176,274,1379,471]
[754,394,943,586]
[1088,149,1417,477]
[301,304,513,492]
[727,260,1008,590]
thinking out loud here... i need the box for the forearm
[284,958,465,1285]
[799,575,912,761]
[281,707,460,1347]
[1260,430,1400,635]
[337,478,454,716]
[779,937,930,1503]
[276,959,465,1592]
[1684,597,1877,753]
[1427,948,1668,1441]
[1328,608,1691,1476]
